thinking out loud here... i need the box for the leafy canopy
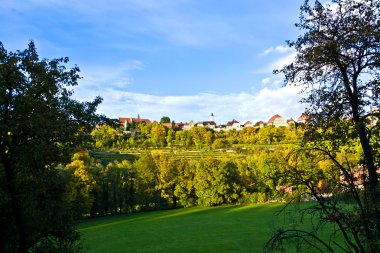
[0,41,102,253]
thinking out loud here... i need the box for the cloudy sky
[0,0,307,124]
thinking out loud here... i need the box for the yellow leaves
[71,150,90,162]
[65,159,84,172]
[316,159,332,170]
[73,165,93,185]
[65,156,96,188]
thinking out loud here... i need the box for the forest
[64,122,341,218]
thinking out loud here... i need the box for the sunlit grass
[79,203,339,253]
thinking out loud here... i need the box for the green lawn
[79,203,338,253]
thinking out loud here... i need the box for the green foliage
[66,155,98,217]
[69,148,304,215]
[134,153,161,208]
[194,158,242,206]
[212,138,229,149]
[173,159,197,207]
[267,0,380,252]
[160,116,171,124]
[88,120,303,152]
[0,42,102,252]
[104,160,135,214]
[150,124,166,147]
[91,125,117,149]
[166,128,175,147]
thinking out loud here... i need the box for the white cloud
[252,46,297,74]
[271,52,297,70]
[78,60,144,89]
[73,84,306,124]
[261,77,271,85]
[260,45,294,55]
[256,51,297,74]
[261,77,283,88]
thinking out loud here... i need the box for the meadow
[79,203,338,253]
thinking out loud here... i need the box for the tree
[134,153,161,208]
[173,159,197,207]
[194,158,241,206]
[166,128,176,147]
[0,42,102,253]
[105,160,135,214]
[154,152,179,207]
[65,151,99,218]
[267,0,380,252]
[151,124,166,147]
[190,126,206,149]
[160,116,171,124]
[91,124,117,149]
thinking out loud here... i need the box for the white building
[267,114,288,127]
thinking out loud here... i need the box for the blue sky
[0,0,307,124]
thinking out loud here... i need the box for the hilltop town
[119,113,309,131]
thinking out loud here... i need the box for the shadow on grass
[79,203,286,232]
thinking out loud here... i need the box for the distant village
[119,113,309,132]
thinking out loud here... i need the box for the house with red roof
[244,121,254,127]
[297,113,309,124]
[119,115,151,131]
[162,122,173,128]
[267,114,288,127]
[287,118,295,125]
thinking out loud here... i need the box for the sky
[0,0,308,124]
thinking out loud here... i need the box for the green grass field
[79,203,339,253]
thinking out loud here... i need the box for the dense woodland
[63,123,343,218]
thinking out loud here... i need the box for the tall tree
[0,42,102,253]
[267,0,380,252]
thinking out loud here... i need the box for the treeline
[63,146,339,218]
[91,123,304,150]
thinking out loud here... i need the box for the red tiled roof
[287,118,295,123]
[226,119,239,126]
[268,114,282,123]
[119,117,151,124]
[297,113,309,122]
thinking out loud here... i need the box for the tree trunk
[349,89,380,250]
[2,153,28,253]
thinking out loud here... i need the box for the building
[196,121,216,129]
[119,115,151,131]
[119,115,151,125]
[267,114,288,127]
[183,121,195,130]
[244,121,254,127]
[226,119,239,129]
[287,118,295,125]
[162,122,173,128]
[297,113,309,124]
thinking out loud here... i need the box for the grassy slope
[79,203,339,253]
